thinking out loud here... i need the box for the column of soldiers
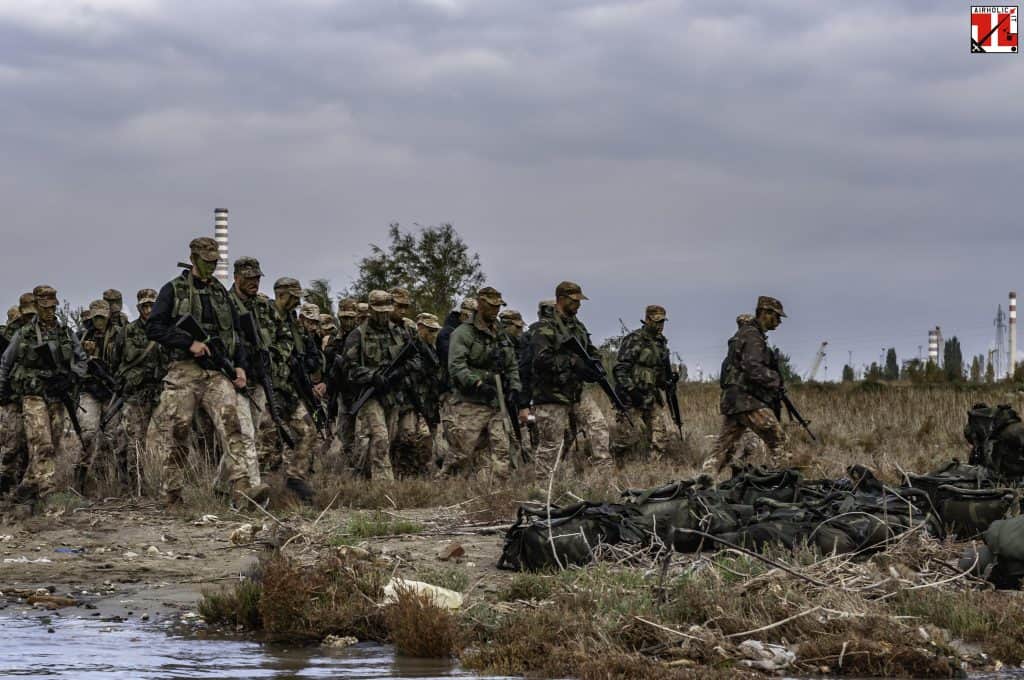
[0,236,797,513]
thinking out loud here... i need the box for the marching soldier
[529,282,609,475]
[103,289,130,328]
[443,287,520,478]
[611,305,674,462]
[74,299,124,491]
[147,237,268,508]
[0,285,88,509]
[387,287,429,476]
[708,297,790,474]
[327,299,360,469]
[114,288,169,487]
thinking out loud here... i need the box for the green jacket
[613,326,671,409]
[342,320,409,409]
[0,318,88,401]
[79,324,124,399]
[448,316,521,408]
[720,316,781,416]
[118,318,169,404]
[528,311,598,405]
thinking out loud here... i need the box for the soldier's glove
[476,381,498,401]
[372,371,389,392]
[507,389,521,410]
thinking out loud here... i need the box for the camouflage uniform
[529,282,610,475]
[500,308,530,463]
[414,313,445,470]
[328,300,360,470]
[146,238,264,505]
[0,285,88,502]
[103,289,131,330]
[268,280,321,490]
[611,305,673,461]
[74,299,125,490]
[0,294,34,493]
[386,288,430,477]
[443,288,521,478]
[708,298,789,473]
[342,291,411,480]
[115,289,168,485]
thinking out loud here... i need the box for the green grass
[340,511,426,540]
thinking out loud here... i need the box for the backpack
[983,516,1024,589]
[964,403,1022,467]
[932,485,1017,537]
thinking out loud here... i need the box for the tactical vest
[627,330,668,392]
[120,319,168,396]
[9,320,76,398]
[169,273,237,361]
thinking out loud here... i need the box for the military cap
[320,313,337,329]
[89,299,111,318]
[7,306,21,323]
[460,298,477,312]
[416,312,442,330]
[273,277,303,296]
[102,288,123,303]
[356,302,369,315]
[756,295,786,318]
[18,292,36,315]
[337,308,358,318]
[233,256,264,278]
[555,281,588,301]
[189,237,220,262]
[476,286,506,307]
[500,309,524,327]
[368,290,394,312]
[299,303,321,320]
[32,285,58,308]
[338,297,358,312]
[137,288,158,305]
[389,287,412,306]
[645,305,667,322]
[538,299,555,311]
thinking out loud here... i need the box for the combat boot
[285,477,315,504]
[231,480,271,509]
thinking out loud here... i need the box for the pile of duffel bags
[498,461,1021,576]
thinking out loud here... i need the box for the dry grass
[384,585,459,658]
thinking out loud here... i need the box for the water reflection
[0,615,508,679]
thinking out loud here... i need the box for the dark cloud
[0,0,1020,378]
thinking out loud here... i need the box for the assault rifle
[349,340,418,417]
[287,349,330,439]
[175,314,260,409]
[664,364,683,438]
[563,335,633,426]
[36,340,85,447]
[239,313,296,449]
[780,389,816,441]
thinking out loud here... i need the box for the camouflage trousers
[533,401,612,479]
[610,404,670,462]
[577,391,611,462]
[18,396,66,497]
[0,401,27,492]
[390,407,432,478]
[707,408,788,473]
[441,402,510,480]
[277,402,316,481]
[75,393,119,486]
[150,360,260,496]
[116,398,158,491]
[353,398,394,480]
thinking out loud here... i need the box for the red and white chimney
[214,208,229,284]
[1010,291,1017,378]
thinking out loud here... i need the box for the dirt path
[0,498,510,622]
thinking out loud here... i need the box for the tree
[343,223,486,318]
[943,337,964,382]
[304,278,334,316]
[902,358,924,383]
[986,359,996,383]
[969,355,983,383]
[884,348,899,380]
[842,364,855,382]
[865,362,883,382]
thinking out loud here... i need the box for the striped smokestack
[214,208,229,284]
[928,328,938,364]
[1011,291,1017,378]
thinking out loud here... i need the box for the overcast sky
[0,0,1020,378]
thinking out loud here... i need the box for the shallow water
[0,615,508,679]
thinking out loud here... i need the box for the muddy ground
[0,497,509,623]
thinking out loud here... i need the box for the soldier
[103,289,130,328]
[327,299,360,469]
[707,297,789,474]
[0,285,88,508]
[342,290,410,480]
[320,314,338,353]
[226,256,276,489]
[517,300,554,455]
[499,308,531,463]
[389,288,414,334]
[147,237,268,508]
[444,287,521,479]
[0,293,36,494]
[405,312,443,474]
[268,278,324,502]
[74,299,125,491]
[386,288,429,476]
[355,301,369,326]
[611,305,674,462]
[114,288,169,488]
[529,282,609,475]
[438,298,476,375]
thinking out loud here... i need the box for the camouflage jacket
[448,315,521,408]
[613,326,671,410]
[720,316,782,416]
[229,287,277,380]
[529,311,598,405]
[412,337,443,425]
[118,318,169,403]
[78,324,125,399]
[342,320,411,409]
[269,308,323,409]
[0,318,88,401]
